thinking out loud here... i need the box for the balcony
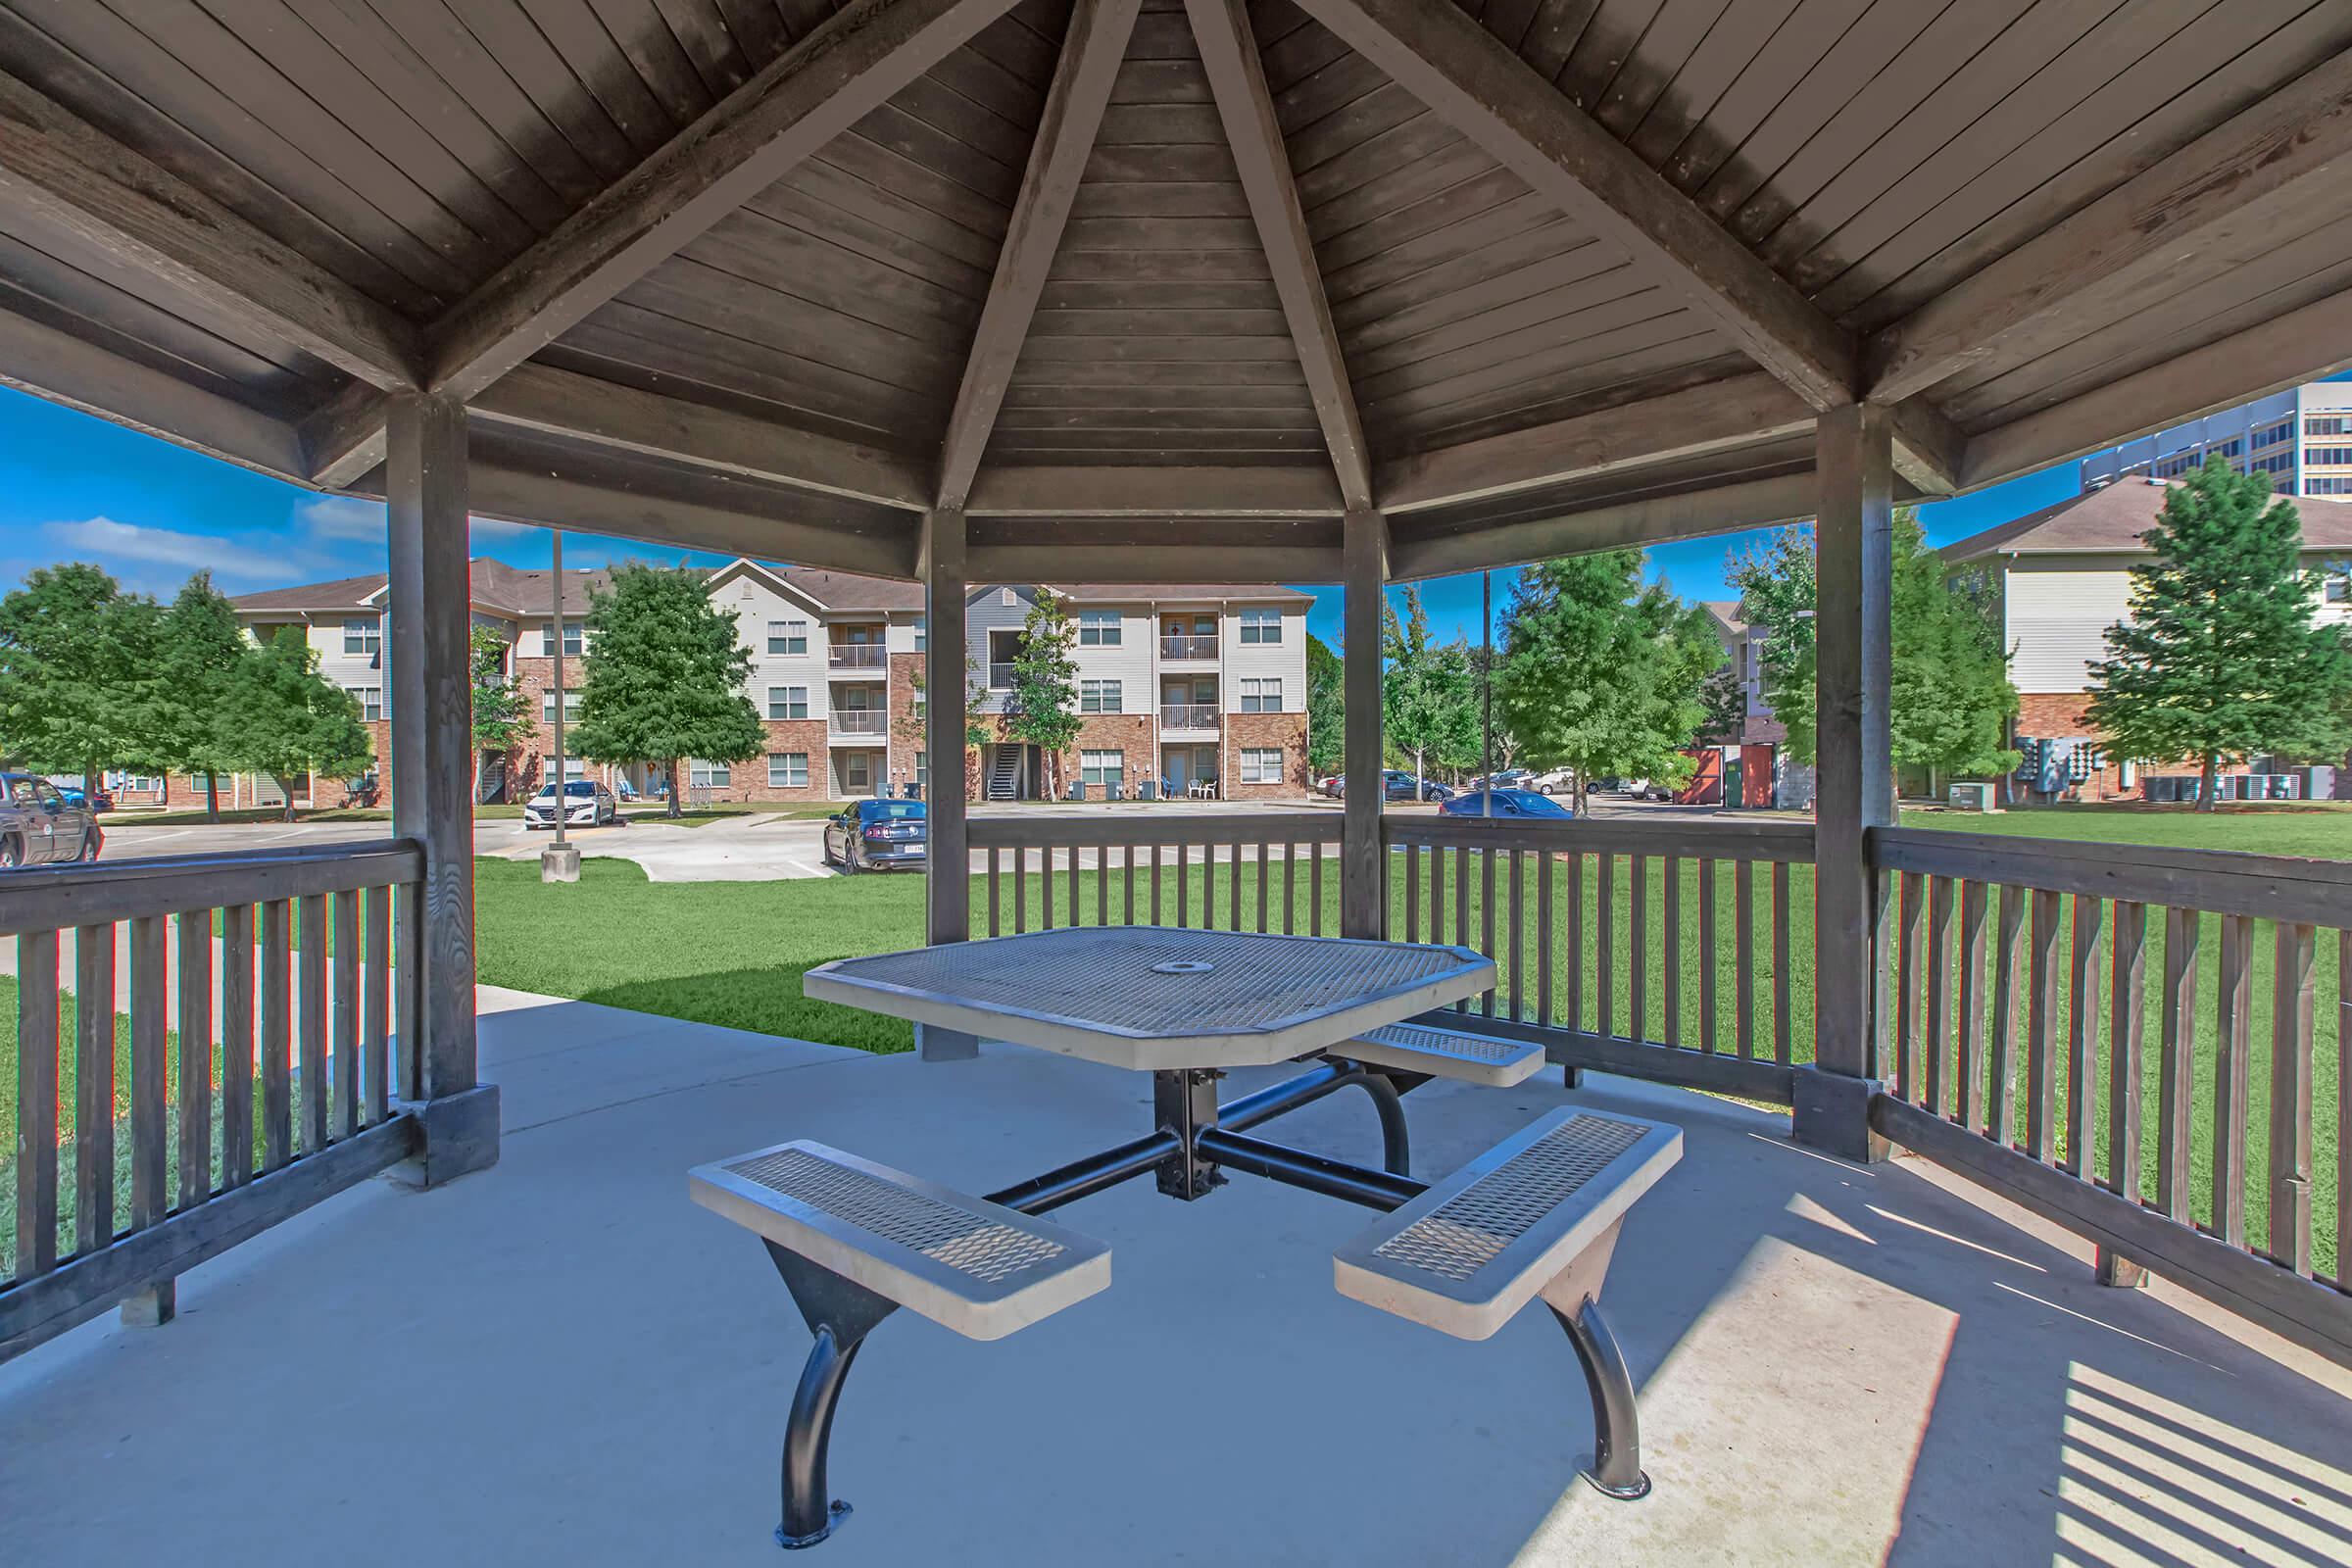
[827,642,886,671]
[829,708,886,737]
[1161,703,1219,733]
[1160,633,1218,662]
[989,661,1015,690]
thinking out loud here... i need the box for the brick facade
[1223,711,1311,799]
[2016,691,2273,801]
[1053,712,1156,799]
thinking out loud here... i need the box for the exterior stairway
[986,748,1021,801]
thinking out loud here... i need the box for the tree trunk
[272,773,297,823]
[667,758,683,818]
[2198,752,2220,812]
[1414,747,1424,801]
[205,771,220,821]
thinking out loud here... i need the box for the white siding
[966,585,1034,713]
[885,612,923,655]
[2006,567,2132,692]
[1068,604,1150,710]
[1221,602,1306,711]
[313,615,384,711]
[722,573,827,698]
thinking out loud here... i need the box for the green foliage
[2088,456,2352,804]
[1003,588,1082,793]
[0,563,165,788]
[1494,551,1717,810]
[157,571,253,817]
[220,627,372,817]
[1382,586,1478,783]
[469,624,531,760]
[1306,632,1344,774]
[1726,526,1819,760]
[568,564,763,816]
[1697,663,1746,745]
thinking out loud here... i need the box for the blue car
[1439,788,1575,820]
[823,798,927,872]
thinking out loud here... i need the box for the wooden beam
[425,0,1017,404]
[1886,397,1962,496]
[1389,470,1815,580]
[1376,372,1811,513]
[935,0,1141,511]
[964,462,1344,515]
[1340,508,1388,940]
[301,381,388,488]
[1187,0,1373,510]
[1296,0,1854,412]
[0,304,304,479]
[1869,53,2352,406]
[1962,287,2352,491]
[920,507,977,1059]
[0,73,420,390]
[968,515,1344,582]
[471,364,929,510]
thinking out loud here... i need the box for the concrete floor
[4,990,2346,1567]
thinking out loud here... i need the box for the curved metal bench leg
[1349,1068,1411,1178]
[766,1243,898,1548]
[1549,1298,1650,1500]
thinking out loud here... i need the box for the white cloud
[43,515,292,580]
[295,494,386,542]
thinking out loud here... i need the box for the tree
[1382,586,1477,794]
[0,564,165,800]
[1696,664,1746,746]
[1725,526,1819,760]
[469,625,531,802]
[896,666,990,799]
[157,571,253,819]
[1494,551,1717,815]
[2087,455,2352,809]
[568,564,763,817]
[220,627,372,820]
[1305,632,1344,775]
[1001,587,1082,798]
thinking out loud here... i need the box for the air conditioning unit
[1947,782,1995,812]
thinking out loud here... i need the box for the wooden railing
[969,813,1345,938]
[1870,827,2350,1366]
[1384,817,1814,1102]
[2,841,423,1360]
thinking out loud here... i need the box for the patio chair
[692,1140,1111,1549]
[1333,1107,1681,1499]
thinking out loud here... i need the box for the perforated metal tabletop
[803,926,1496,1071]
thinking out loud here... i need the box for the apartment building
[2082,380,2352,497]
[136,561,1312,809]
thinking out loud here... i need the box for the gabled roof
[1700,601,1746,638]
[231,561,614,619]
[229,572,393,615]
[1941,479,2352,564]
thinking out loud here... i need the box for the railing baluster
[2099,900,2149,1288]
[1282,843,1296,934]
[1454,845,1470,952]
[1895,870,1924,1102]
[1925,877,1954,1117]
[2214,913,2253,1245]
[1069,841,1082,929]
[2268,921,2316,1274]
[1200,843,1213,930]
[364,885,390,1127]
[2026,889,2061,1161]
[1662,854,1681,1046]
[1479,843,1496,1017]
[1567,851,1584,1036]
[261,900,291,1173]
[1770,860,1791,1063]
[2338,930,2350,1289]
[2157,906,2199,1220]
[176,908,214,1211]
[299,895,327,1155]
[1698,858,1717,1054]
[1152,843,1163,925]
[1537,848,1554,1028]
[1596,853,1615,1040]
[1507,850,1525,1022]
[1255,840,1268,933]
[333,889,360,1141]
[1231,839,1243,931]
[74,922,116,1256]
[1014,845,1028,933]
[221,906,254,1188]
[987,847,1002,937]
[1629,855,1647,1043]
[1309,839,1322,936]
[2064,894,2103,1177]
[1957,882,1988,1133]
[128,913,168,1234]
[1733,858,1753,1059]
[1989,885,2025,1149]
[1099,842,1110,928]
[1428,839,1444,952]
[1176,841,1189,927]
[17,930,61,1278]
[1403,838,1419,943]
[1041,845,1054,931]
[1124,844,1136,927]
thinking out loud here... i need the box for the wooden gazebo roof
[3,0,2348,582]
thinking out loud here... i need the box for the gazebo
[1,0,2347,1377]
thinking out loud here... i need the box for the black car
[823,798,927,872]
[1382,769,1453,803]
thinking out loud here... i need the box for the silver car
[0,772,103,868]
[524,778,617,829]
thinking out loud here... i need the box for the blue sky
[0,380,2080,640]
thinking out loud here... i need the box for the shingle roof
[1700,601,1745,637]
[228,572,388,614]
[1051,583,1313,604]
[1940,479,2352,564]
[775,566,925,612]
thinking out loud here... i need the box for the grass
[1899,799,2352,858]
[110,806,392,826]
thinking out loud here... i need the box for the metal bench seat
[1341,1021,1546,1088]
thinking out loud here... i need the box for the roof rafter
[1390,471,1818,581]
[1185,0,1373,511]
[934,0,1143,512]
[0,70,420,390]
[966,463,1344,515]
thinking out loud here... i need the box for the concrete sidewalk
[4,989,2345,1566]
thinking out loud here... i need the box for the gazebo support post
[919,507,979,1061]
[1796,403,1894,1163]
[1341,509,1388,940]
[384,392,499,1185]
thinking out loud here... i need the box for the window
[539,690,580,724]
[2308,416,2351,438]
[1002,587,1018,606]
[1241,748,1282,784]
[766,618,808,656]
[913,616,926,653]
[349,685,384,722]
[2326,578,2350,605]
[1240,607,1282,644]
[542,620,582,657]
[342,616,379,657]
[2306,446,2352,466]
[2312,476,2352,495]
[1080,679,1122,713]
[689,760,731,788]
[768,752,808,788]
[1077,609,1121,646]
[2254,419,2294,448]
[767,685,808,719]
[1241,677,1282,712]
[564,758,586,782]
[1081,749,1124,790]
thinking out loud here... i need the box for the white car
[524,779,617,829]
[1530,767,1576,795]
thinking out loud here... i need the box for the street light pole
[1481,569,1493,818]
[542,528,579,882]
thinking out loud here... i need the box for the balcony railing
[1161,704,1219,731]
[1,841,424,1360]
[988,662,1014,690]
[828,643,885,669]
[1160,634,1217,661]
[829,709,886,736]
